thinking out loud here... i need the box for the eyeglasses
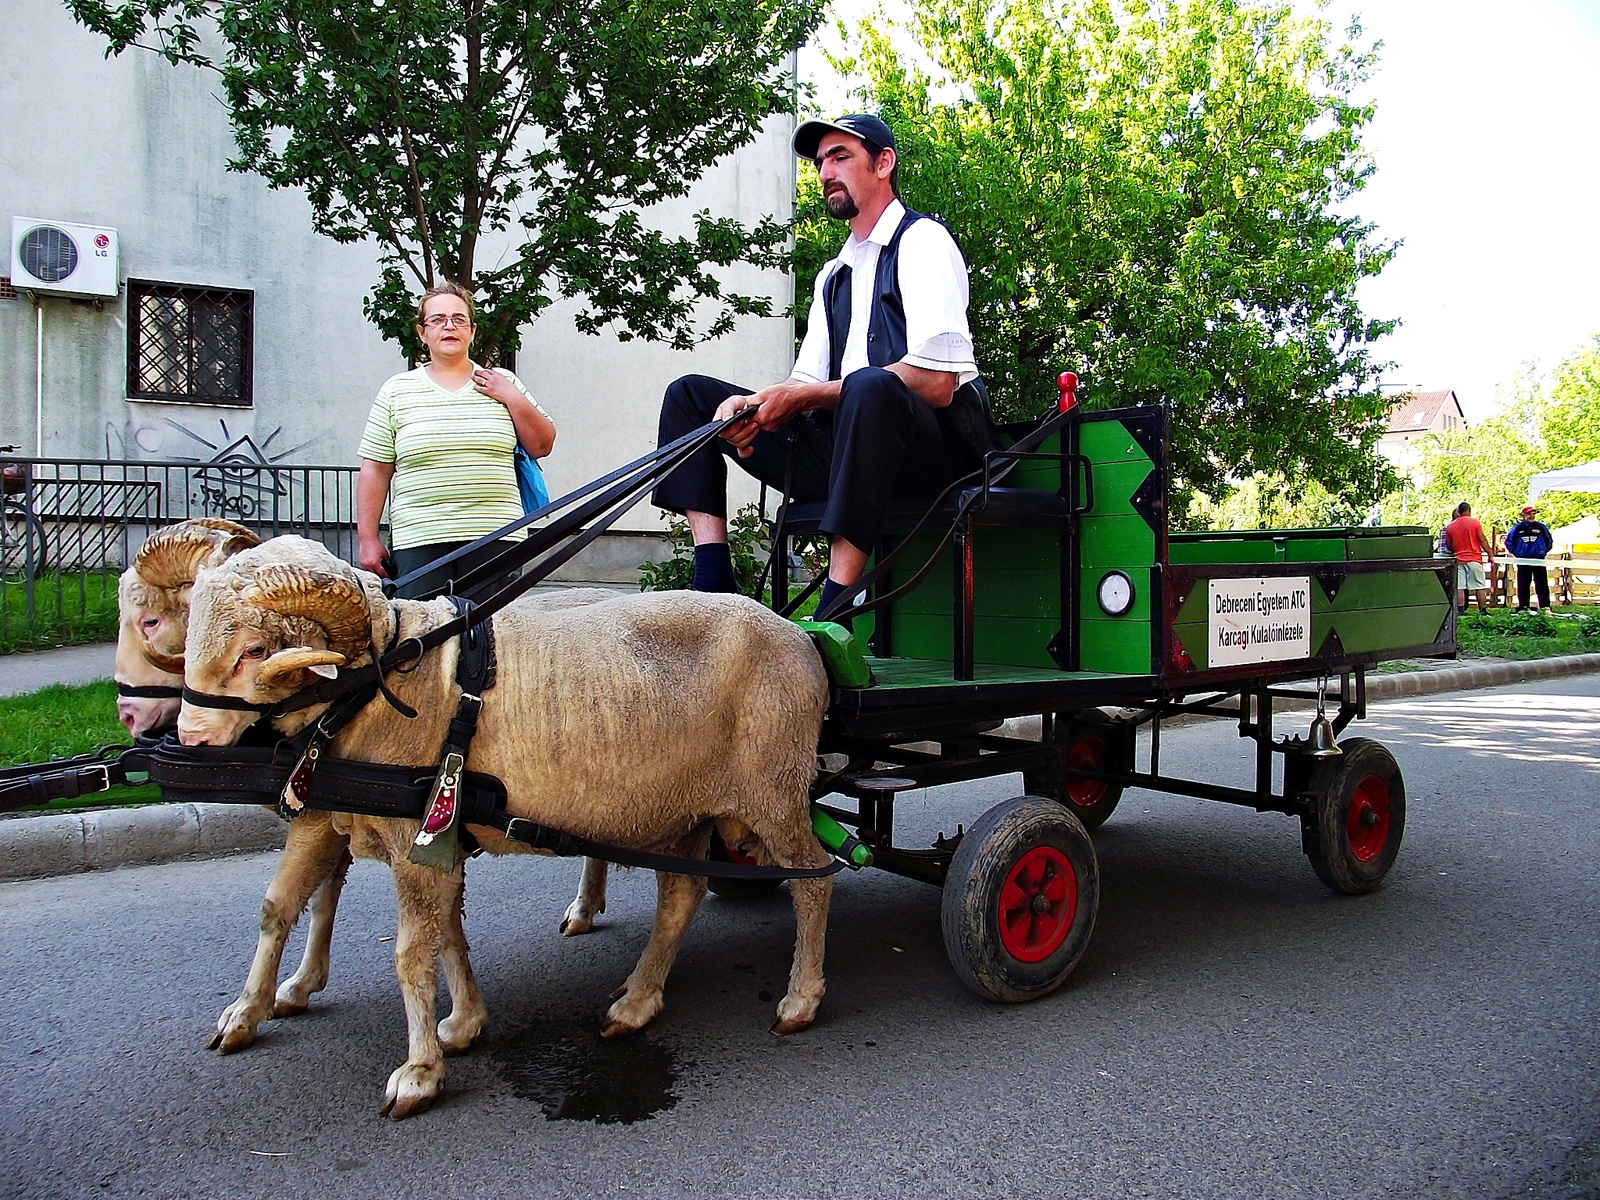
[422,314,473,329]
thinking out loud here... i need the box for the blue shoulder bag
[513,445,549,515]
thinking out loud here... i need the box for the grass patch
[1455,605,1600,661]
[0,679,160,811]
[0,571,122,654]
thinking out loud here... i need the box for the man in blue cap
[651,113,992,619]
[1505,504,1554,610]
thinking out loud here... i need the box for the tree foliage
[800,0,1397,504]
[69,0,823,359]
[1378,336,1600,536]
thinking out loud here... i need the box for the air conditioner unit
[10,216,119,298]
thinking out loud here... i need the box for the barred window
[127,281,253,406]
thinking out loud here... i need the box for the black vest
[821,207,1000,464]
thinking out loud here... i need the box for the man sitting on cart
[652,113,994,620]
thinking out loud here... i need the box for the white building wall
[0,0,792,544]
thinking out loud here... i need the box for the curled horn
[134,520,259,589]
[240,564,372,665]
[186,518,260,545]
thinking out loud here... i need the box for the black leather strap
[493,814,847,880]
[117,683,183,700]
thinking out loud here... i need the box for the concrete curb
[0,803,286,882]
[3,652,1598,883]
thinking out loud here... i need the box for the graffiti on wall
[109,415,322,523]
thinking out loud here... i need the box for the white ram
[178,536,832,1118]
[118,523,614,1056]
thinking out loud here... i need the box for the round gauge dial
[1096,570,1135,616]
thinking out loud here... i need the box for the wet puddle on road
[490,1018,681,1124]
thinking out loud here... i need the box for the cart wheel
[706,830,782,899]
[941,795,1099,1003]
[1302,737,1406,895]
[1053,709,1128,830]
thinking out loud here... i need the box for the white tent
[1552,514,1600,549]
[1529,461,1600,500]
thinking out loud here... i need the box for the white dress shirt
[791,199,979,388]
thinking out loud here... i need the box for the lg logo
[94,233,110,257]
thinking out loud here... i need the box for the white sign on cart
[1208,576,1313,667]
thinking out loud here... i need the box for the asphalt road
[1,676,1596,1200]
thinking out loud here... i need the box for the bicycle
[0,446,49,584]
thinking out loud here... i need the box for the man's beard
[824,186,859,219]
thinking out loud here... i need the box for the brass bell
[1307,710,1342,757]
[1306,673,1342,757]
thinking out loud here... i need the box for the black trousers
[389,540,519,604]
[650,369,970,553]
[1516,563,1551,609]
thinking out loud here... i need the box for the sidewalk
[2,650,1599,882]
[0,642,117,698]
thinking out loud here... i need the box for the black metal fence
[0,455,373,652]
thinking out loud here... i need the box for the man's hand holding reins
[715,380,840,458]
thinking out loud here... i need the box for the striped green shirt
[358,366,542,550]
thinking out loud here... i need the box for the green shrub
[1501,608,1561,638]
[1580,612,1600,641]
[639,504,771,594]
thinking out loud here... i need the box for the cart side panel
[886,527,1064,668]
[1169,553,1453,672]
[1077,416,1158,675]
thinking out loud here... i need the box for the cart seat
[780,486,1068,536]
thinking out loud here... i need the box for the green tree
[1379,339,1600,535]
[69,0,822,360]
[800,0,1397,505]
[1539,335,1600,470]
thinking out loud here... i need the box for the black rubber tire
[941,795,1099,1003]
[1,508,47,584]
[1303,737,1406,895]
[1053,709,1129,830]
[705,830,783,899]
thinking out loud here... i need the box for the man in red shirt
[1445,501,1491,614]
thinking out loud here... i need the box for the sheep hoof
[769,992,821,1036]
[274,974,321,1015]
[601,989,663,1038]
[559,914,593,937]
[211,1001,263,1053]
[437,1011,485,1054]
[381,1061,444,1120]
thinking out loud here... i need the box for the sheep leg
[436,875,487,1053]
[380,859,455,1120]
[601,867,706,1038]
[210,814,348,1054]
[762,826,833,1036]
[274,845,352,1015]
[560,857,609,936]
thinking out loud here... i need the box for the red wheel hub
[997,846,1077,963]
[1064,734,1108,809]
[1347,774,1392,862]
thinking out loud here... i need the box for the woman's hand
[472,368,520,406]
[359,536,391,578]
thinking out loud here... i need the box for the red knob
[1057,371,1079,412]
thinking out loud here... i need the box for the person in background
[356,283,555,603]
[1445,501,1492,615]
[1436,503,1465,558]
[1504,504,1554,611]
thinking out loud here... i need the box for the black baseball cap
[793,113,897,161]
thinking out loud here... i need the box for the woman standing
[357,284,555,600]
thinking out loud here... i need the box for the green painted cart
[766,398,1454,1003]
